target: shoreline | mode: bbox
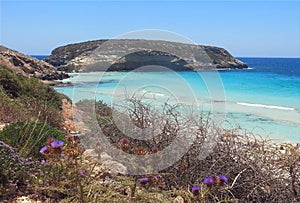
[43,80,73,87]
[52,67,251,86]
[62,67,250,74]
[53,65,300,143]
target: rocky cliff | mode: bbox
[45,39,248,72]
[0,45,69,80]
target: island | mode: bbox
[44,39,248,72]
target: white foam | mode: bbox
[141,90,165,97]
[154,93,165,97]
[237,102,294,111]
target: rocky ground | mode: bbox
[61,99,128,175]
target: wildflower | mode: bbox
[192,185,201,195]
[138,177,149,184]
[79,170,88,178]
[50,140,64,148]
[135,147,147,155]
[203,176,214,186]
[120,137,129,145]
[47,137,56,145]
[152,176,158,181]
[40,145,50,154]
[149,176,158,184]
[218,175,228,183]
[120,138,130,152]
[151,146,159,153]
[67,135,74,143]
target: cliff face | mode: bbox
[45,39,248,72]
[0,45,69,80]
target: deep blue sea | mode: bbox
[31,55,48,60]
[35,56,299,143]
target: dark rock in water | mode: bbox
[45,39,248,72]
[40,71,69,80]
[0,45,69,80]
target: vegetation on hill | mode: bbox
[0,66,65,128]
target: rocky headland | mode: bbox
[0,45,69,82]
[44,39,248,72]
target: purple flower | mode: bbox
[67,135,74,142]
[203,176,214,186]
[138,177,149,184]
[120,137,129,144]
[40,145,50,154]
[218,175,228,183]
[50,140,64,148]
[79,170,87,178]
[152,176,158,181]
[151,146,159,153]
[47,137,55,145]
[192,185,201,195]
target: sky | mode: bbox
[0,1,299,57]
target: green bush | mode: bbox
[0,141,42,199]
[0,67,22,98]
[0,86,8,99]
[21,77,62,111]
[0,121,65,159]
[0,66,64,128]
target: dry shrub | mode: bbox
[76,99,299,202]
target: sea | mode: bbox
[32,56,300,143]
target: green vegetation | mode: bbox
[0,104,299,202]
[0,66,64,128]
[0,67,299,202]
[0,121,65,159]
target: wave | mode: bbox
[141,90,165,97]
[145,92,165,97]
[237,102,295,111]
[153,93,165,97]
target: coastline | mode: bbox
[53,62,300,143]
[43,80,73,87]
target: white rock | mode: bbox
[83,149,127,175]
[103,160,127,175]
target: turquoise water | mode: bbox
[55,58,300,143]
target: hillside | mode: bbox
[0,45,68,81]
[0,65,65,128]
[44,39,248,72]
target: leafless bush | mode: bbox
[77,99,300,202]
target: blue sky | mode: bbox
[0,1,299,57]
